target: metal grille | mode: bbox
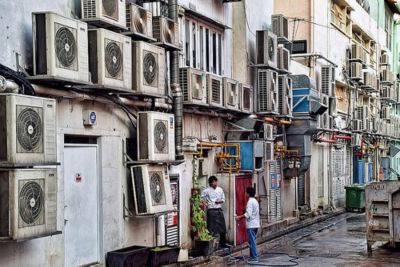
[102,0,118,20]
[54,24,77,70]
[83,0,96,19]
[179,68,189,101]
[16,106,43,153]
[211,78,221,104]
[104,39,123,79]
[153,120,168,153]
[321,66,331,95]
[143,50,158,86]
[18,179,45,228]
[258,70,268,112]
[278,76,284,114]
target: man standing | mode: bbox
[201,176,227,248]
[236,187,260,264]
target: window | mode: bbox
[182,16,224,75]
[330,1,351,35]
[385,9,393,50]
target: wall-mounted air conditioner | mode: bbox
[356,106,369,119]
[265,142,274,161]
[272,14,289,42]
[380,53,389,65]
[206,73,224,108]
[321,94,329,108]
[256,30,278,68]
[126,3,153,38]
[88,28,131,89]
[381,69,394,83]
[329,97,337,117]
[381,85,391,99]
[264,123,274,141]
[353,119,362,132]
[130,165,173,215]
[351,133,362,147]
[362,118,370,132]
[239,83,253,113]
[321,65,335,97]
[278,75,292,116]
[0,168,57,240]
[0,94,56,166]
[137,112,175,161]
[223,78,240,110]
[350,62,363,81]
[32,12,89,83]
[372,117,379,133]
[153,16,179,48]
[277,47,290,72]
[363,72,376,90]
[257,69,279,114]
[381,106,390,120]
[82,0,126,29]
[321,112,330,129]
[351,43,363,62]
[132,41,165,97]
[179,67,207,106]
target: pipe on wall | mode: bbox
[0,75,20,93]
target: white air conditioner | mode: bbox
[363,72,375,90]
[132,41,165,97]
[321,65,335,96]
[0,168,57,240]
[130,165,173,215]
[351,43,363,62]
[179,67,207,106]
[350,62,363,81]
[257,69,279,114]
[206,73,224,108]
[381,106,391,119]
[88,28,131,89]
[153,16,179,48]
[32,12,89,83]
[264,124,274,141]
[321,94,329,108]
[81,0,126,29]
[239,84,253,113]
[223,78,239,110]
[137,112,175,161]
[381,69,394,83]
[277,47,290,72]
[356,106,369,119]
[380,53,389,65]
[126,3,153,38]
[321,112,330,129]
[329,97,337,117]
[256,30,278,68]
[272,14,289,42]
[351,134,362,147]
[353,119,362,132]
[0,94,56,166]
[265,142,274,161]
[381,86,391,99]
[278,75,292,116]
[362,118,370,132]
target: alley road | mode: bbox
[224,213,400,267]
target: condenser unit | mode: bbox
[153,16,179,48]
[381,106,390,119]
[126,3,153,38]
[0,94,56,166]
[380,53,389,65]
[362,118,370,132]
[257,69,278,114]
[381,86,391,99]
[277,75,293,116]
[356,106,369,119]
[179,67,207,106]
[88,28,131,89]
[363,72,375,90]
[321,112,330,129]
[381,69,394,83]
[130,165,173,215]
[329,97,337,117]
[277,47,290,72]
[351,134,362,147]
[32,12,89,83]
[239,83,253,113]
[206,73,224,108]
[264,123,274,141]
[372,117,379,133]
[265,142,274,161]
[137,112,175,161]
[271,14,289,42]
[321,65,335,96]
[256,30,278,68]
[350,62,363,81]
[351,43,363,62]
[0,168,57,240]
[81,0,126,29]
[132,41,165,96]
[223,78,239,110]
[321,94,329,108]
[353,119,362,132]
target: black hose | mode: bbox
[0,63,35,95]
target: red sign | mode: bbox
[75,173,82,183]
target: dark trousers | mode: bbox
[206,208,227,246]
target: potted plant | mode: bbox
[147,246,180,267]
[190,158,216,257]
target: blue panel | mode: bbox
[226,141,254,171]
[368,163,373,182]
[353,158,364,184]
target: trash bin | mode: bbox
[345,185,365,211]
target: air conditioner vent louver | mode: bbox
[206,74,223,107]
[104,40,122,78]
[257,69,278,114]
[16,107,43,152]
[321,65,335,96]
[19,180,44,226]
[240,84,253,113]
[143,52,157,85]
[83,0,96,18]
[55,26,77,68]
[150,172,164,205]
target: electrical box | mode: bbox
[227,141,264,171]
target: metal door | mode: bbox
[64,145,100,267]
[235,175,253,245]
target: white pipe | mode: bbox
[0,75,20,93]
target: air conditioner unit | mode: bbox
[130,165,173,215]
[153,16,179,48]
[380,53,389,65]
[257,69,279,114]
[352,119,362,132]
[362,118,370,132]
[206,73,224,108]
[351,43,363,62]
[0,94,56,166]
[132,41,165,97]
[239,83,254,113]
[381,86,391,99]
[321,65,336,96]
[381,106,390,119]
[264,123,274,141]
[265,142,274,161]
[179,67,207,106]
[256,30,278,68]
[381,69,394,83]
[81,0,126,29]
[329,97,337,117]
[363,72,375,90]
[350,62,363,81]
[271,14,289,42]
[126,3,153,38]
[321,94,329,108]
[88,28,131,89]
[356,106,369,119]
[223,78,239,110]
[137,112,175,161]
[372,117,379,133]
[278,75,293,116]
[0,168,57,240]
[277,47,290,72]
[321,112,330,129]
[32,12,89,83]
[351,134,362,147]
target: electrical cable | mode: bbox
[0,63,35,95]
[99,94,137,129]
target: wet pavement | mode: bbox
[224,213,400,267]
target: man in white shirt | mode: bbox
[236,187,260,264]
[201,176,227,248]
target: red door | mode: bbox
[235,175,253,245]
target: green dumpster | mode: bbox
[345,185,365,211]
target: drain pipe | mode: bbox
[169,0,184,160]
[0,75,19,93]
